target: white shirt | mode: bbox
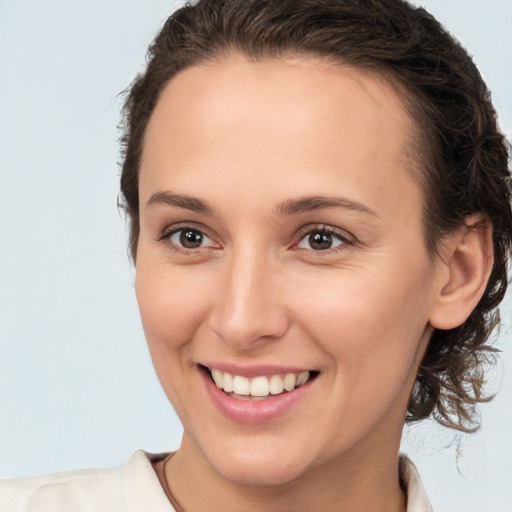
[0,451,432,511]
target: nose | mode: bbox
[208,249,290,350]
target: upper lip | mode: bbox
[200,362,315,378]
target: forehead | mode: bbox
[140,55,421,222]
[144,54,414,151]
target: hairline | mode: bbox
[130,49,438,262]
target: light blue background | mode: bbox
[1,1,511,510]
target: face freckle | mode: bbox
[135,55,441,486]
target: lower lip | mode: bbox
[200,368,313,424]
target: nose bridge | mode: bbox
[210,244,288,349]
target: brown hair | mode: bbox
[119,0,512,432]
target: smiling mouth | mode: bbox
[203,366,319,401]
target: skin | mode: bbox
[135,56,490,511]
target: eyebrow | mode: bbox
[145,191,214,215]
[276,195,380,218]
[145,191,380,219]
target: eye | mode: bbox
[296,228,348,251]
[168,227,216,250]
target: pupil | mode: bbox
[180,230,203,248]
[309,231,332,250]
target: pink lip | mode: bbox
[199,366,314,424]
[200,362,311,378]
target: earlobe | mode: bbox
[429,216,494,330]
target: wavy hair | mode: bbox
[119,0,512,432]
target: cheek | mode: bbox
[293,268,433,442]
[135,261,213,355]
[134,260,218,422]
[291,263,432,386]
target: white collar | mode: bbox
[400,455,433,512]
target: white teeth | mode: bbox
[233,375,251,395]
[269,374,284,395]
[296,371,309,387]
[211,368,223,388]
[250,376,270,397]
[283,373,297,392]
[223,372,234,392]
[208,368,312,398]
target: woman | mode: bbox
[1,0,511,510]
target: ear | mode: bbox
[429,216,494,330]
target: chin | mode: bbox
[198,435,320,487]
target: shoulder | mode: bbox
[0,450,175,512]
[0,466,122,512]
[399,455,433,512]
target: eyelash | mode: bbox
[158,223,354,254]
[158,223,219,254]
[294,225,354,254]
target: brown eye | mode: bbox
[169,228,212,249]
[180,229,203,248]
[297,228,347,251]
[309,231,333,250]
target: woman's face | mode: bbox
[136,56,441,485]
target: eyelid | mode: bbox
[158,222,221,251]
[293,224,356,252]
[157,222,354,254]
